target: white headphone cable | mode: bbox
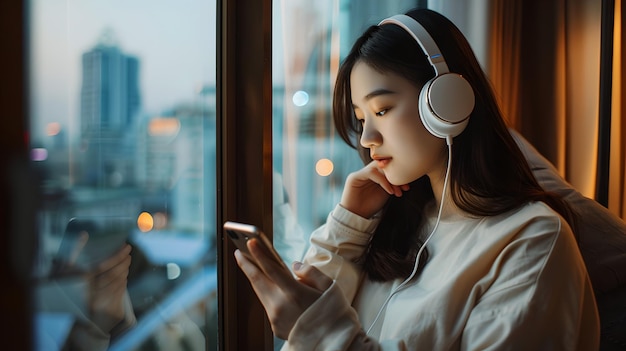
[365,141,453,335]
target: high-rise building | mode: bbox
[78,31,141,187]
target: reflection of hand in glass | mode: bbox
[55,226,134,334]
[45,231,136,350]
[87,243,132,334]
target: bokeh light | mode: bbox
[166,263,181,280]
[153,212,168,230]
[315,158,334,176]
[30,148,48,161]
[137,212,154,232]
[148,117,181,136]
[292,90,309,107]
[46,122,61,136]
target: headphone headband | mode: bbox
[379,14,449,76]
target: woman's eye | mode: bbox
[375,109,388,117]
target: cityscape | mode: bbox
[32,34,217,274]
[32,25,218,350]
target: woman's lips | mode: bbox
[373,157,391,168]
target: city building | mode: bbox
[78,30,141,187]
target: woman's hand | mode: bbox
[88,244,132,333]
[340,161,409,218]
[235,238,333,340]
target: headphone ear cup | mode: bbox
[419,73,475,139]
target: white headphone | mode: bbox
[378,14,475,144]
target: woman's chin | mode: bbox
[385,173,420,187]
[386,176,408,187]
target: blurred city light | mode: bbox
[292,90,309,107]
[30,148,48,161]
[137,212,154,232]
[46,122,61,136]
[315,158,334,176]
[153,212,168,230]
[148,117,181,136]
[166,262,182,280]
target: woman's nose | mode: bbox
[360,121,382,148]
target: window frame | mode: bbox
[217,0,275,349]
[0,1,35,350]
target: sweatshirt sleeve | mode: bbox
[303,204,380,301]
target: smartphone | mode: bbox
[54,216,133,273]
[224,221,289,270]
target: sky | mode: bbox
[30,0,216,142]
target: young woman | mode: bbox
[235,8,600,350]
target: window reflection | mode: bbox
[29,1,217,350]
[272,0,421,261]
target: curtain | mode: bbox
[609,0,625,218]
[486,0,625,219]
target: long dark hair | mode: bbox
[333,8,577,282]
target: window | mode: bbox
[272,0,423,266]
[28,1,218,350]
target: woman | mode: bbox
[235,8,600,350]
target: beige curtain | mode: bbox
[610,0,625,218]
[487,0,625,219]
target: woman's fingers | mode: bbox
[235,242,330,339]
[234,248,278,293]
[364,162,410,197]
[234,248,285,313]
[88,245,131,332]
[365,163,398,196]
[96,244,132,273]
[341,161,411,218]
[247,239,292,283]
[92,244,132,289]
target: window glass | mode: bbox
[272,0,422,265]
[28,1,218,350]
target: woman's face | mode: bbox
[350,61,447,186]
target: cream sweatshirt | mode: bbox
[281,201,600,350]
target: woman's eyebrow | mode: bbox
[364,88,397,101]
[352,88,398,109]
